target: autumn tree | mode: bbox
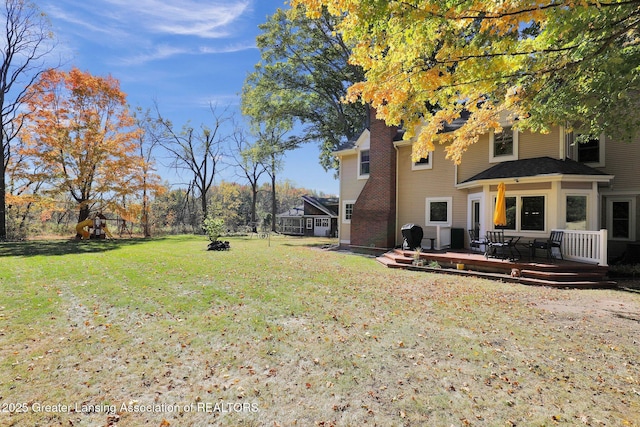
[5,143,52,236]
[156,103,230,222]
[208,181,247,231]
[229,125,266,232]
[255,125,296,232]
[133,107,166,237]
[0,0,56,239]
[241,5,366,171]
[20,67,143,222]
[293,0,640,164]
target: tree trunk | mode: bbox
[200,188,208,224]
[0,170,6,240]
[271,174,277,232]
[251,184,258,232]
[78,204,90,222]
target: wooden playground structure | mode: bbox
[75,213,134,239]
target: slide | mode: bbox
[102,224,114,239]
[75,218,93,239]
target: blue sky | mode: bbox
[40,0,340,195]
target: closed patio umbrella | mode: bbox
[493,182,507,227]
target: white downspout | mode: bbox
[394,143,400,247]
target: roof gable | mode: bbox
[303,195,339,217]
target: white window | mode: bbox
[342,200,355,223]
[489,126,518,163]
[315,218,329,228]
[411,152,433,170]
[426,197,452,226]
[566,195,588,230]
[493,194,546,232]
[572,132,605,167]
[607,197,635,241]
[521,196,545,231]
[358,149,370,179]
[306,218,313,229]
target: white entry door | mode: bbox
[314,218,330,236]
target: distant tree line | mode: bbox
[7,178,324,239]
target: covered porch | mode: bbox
[457,156,616,263]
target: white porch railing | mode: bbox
[560,229,608,266]
[422,226,451,250]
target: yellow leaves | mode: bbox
[19,67,144,210]
[293,0,586,162]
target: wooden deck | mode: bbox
[376,248,616,288]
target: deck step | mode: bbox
[375,249,616,289]
[518,277,617,288]
[520,269,607,282]
[382,251,413,265]
[375,256,406,268]
[519,263,608,274]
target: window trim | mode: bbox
[306,218,313,230]
[357,149,370,179]
[520,195,546,232]
[411,151,433,171]
[342,200,355,224]
[564,194,589,231]
[489,127,519,163]
[574,132,606,167]
[426,197,452,227]
[607,197,636,241]
[492,193,547,233]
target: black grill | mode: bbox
[401,224,423,250]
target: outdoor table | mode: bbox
[504,236,521,260]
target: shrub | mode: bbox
[203,216,225,242]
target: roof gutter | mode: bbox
[455,173,615,190]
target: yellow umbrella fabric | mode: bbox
[493,182,507,227]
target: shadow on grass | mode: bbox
[0,237,155,258]
[279,237,339,249]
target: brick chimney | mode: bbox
[351,108,397,249]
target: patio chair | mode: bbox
[531,230,564,261]
[485,230,509,259]
[485,230,521,260]
[468,229,486,253]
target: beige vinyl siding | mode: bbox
[600,135,640,242]
[518,127,561,160]
[339,153,367,243]
[396,145,467,244]
[562,181,593,190]
[602,135,640,191]
[457,128,562,183]
[457,133,491,183]
[492,182,551,192]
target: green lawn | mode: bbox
[1,235,639,426]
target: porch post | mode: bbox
[598,229,608,266]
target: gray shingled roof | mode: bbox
[303,195,339,216]
[335,110,470,153]
[462,157,608,183]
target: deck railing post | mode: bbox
[598,229,608,266]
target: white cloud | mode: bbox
[103,0,251,38]
[44,0,257,66]
[118,44,194,66]
[199,42,256,55]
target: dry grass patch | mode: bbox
[1,235,639,426]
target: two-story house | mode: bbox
[336,108,639,265]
